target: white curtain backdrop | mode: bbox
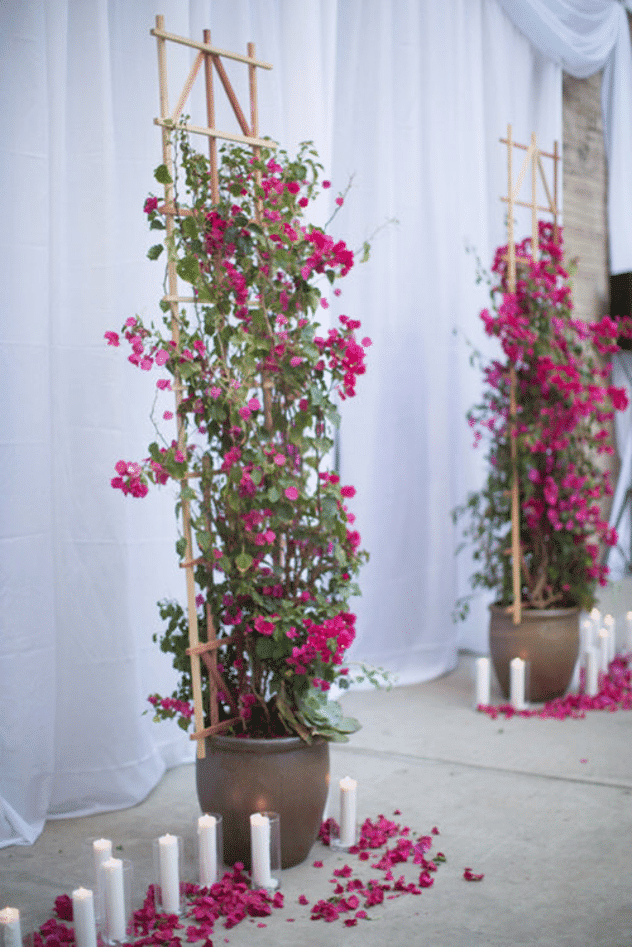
[606,351,632,578]
[1,0,630,847]
[499,0,632,275]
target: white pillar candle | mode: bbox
[585,646,599,696]
[626,610,632,649]
[604,615,616,661]
[580,617,593,652]
[158,834,180,914]
[93,838,112,881]
[72,887,96,947]
[198,814,217,887]
[0,908,22,948]
[250,813,272,888]
[102,858,126,944]
[509,657,526,710]
[598,628,610,674]
[590,606,601,631]
[475,657,490,706]
[339,776,357,847]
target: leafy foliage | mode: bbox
[108,131,383,740]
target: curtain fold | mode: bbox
[606,351,632,579]
[498,0,632,274]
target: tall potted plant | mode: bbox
[106,130,378,867]
[454,221,632,700]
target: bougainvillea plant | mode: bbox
[106,128,377,741]
[454,220,632,617]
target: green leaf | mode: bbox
[154,163,173,184]
[255,637,275,659]
[276,502,294,521]
[268,486,281,503]
[321,495,338,520]
[235,551,253,573]
[147,244,164,260]
[182,216,198,240]
[176,255,200,284]
[309,383,323,405]
[196,531,211,552]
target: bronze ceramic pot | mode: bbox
[489,603,580,702]
[196,733,330,869]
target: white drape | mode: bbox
[4,0,627,846]
[606,351,632,578]
[499,0,632,274]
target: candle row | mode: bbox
[475,656,527,709]
[0,822,222,948]
[583,609,632,653]
[3,778,360,947]
[474,608,632,710]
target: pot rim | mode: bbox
[205,733,324,754]
[489,602,581,619]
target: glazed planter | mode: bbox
[489,603,580,702]
[196,734,329,870]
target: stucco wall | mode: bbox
[562,69,608,324]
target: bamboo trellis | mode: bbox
[500,124,560,625]
[151,15,274,757]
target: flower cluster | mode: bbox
[455,222,632,614]
[478,650,632,720]
[107,133,373,741]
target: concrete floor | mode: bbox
[3,586,632,946]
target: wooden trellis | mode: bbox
[500,123,560,625]
[151,15,274,757]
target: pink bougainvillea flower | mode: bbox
[464,867,484,881]
[54,894,73,921]
[285,486,299,500]
[254,615,275,636]
[155,349,169,366]
[104,330,120,346]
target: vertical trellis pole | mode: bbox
[501,123,560,625]
[154,14,207,757]
[505,124,522,625]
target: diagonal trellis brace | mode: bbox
[151,15,274,757]
[500,124,560,625]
